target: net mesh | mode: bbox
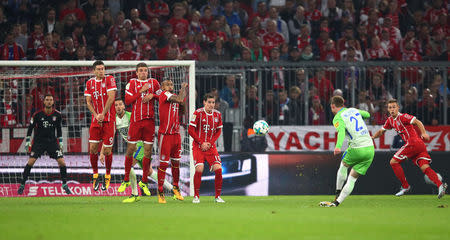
[0,63,192,197]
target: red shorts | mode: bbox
[394,141,431,166]
[89,121,116,147]
[193,147,221,171]
[158,133,181,163]
[128,118,155,144]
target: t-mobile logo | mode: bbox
[28,186,38,196]
[203,124,210,133]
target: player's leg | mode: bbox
[101,121,115,190]
[18,156,38,195]
[139,119,155,196]
[55,158,72,194]
[122,167,140,203]
[416,157,447,199]
[335,150,350,199]
[211,160,225,203]
[118,142,137,192]
[171,134,183,200]
[334,169,360,205]
[157,133,172,203]
[89,125,101,191]
[390,146,410,196]
[193,149,205,203]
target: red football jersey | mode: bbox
[262,32,285,48]
[189,108,223,151]
[84,75,117,123]
[382,113,420,143]
[125,78,160,123]
[158,90,181,134]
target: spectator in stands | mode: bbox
[380,27,400,60]
[81,0,95,17]
[381,16,401,44]
[198,49,209,61]
[300,44,315,61]
[0,32,26,60]
[288,5,310,45]
[60,0,86,22]
[59,37,77,60]
[287,86,303,125]
[342,0,355,24]
[278,89,290,125]
[210,88,229,117]
[263,19,285,50]
[104,44,116,60]
[201,0,224,16]
[222,0,242,28]
[425,28,447,60]
[356,23,369,52]
[108,11,125,40]
[240,47,252,62]
[75,45,87,60]
[84,13,107,46]
[402,39,421,61]
[158,33,181,60]
[356,90,375,116]
[249,35,268,61]
[24,94,35,126]
[52,32,64,52]
[245,85,258,119]
[419,88,440,126]
[0,7,8,41]
[310,70,334,103]
[320,39,339,62]
[220,74,238,107]
[268,47,285,91]
[263,90,279,125]
[16,23,28,51]
[322,0,342,37]
[116,39,140,60]
[43,8,60,34]
[71,22,87,49]
[372,100,389,125]
[264,7,289,43]
[35,33,60,60]
[145,0,170,22]
[305,0,322,39]
[0,88,20,127]
[217,15,232,37]
[296,24,311,51]
[233,0,249,27]
[316,27,330,52]
[200,6,214,29]
[366,36,390,60]
[206,18,228,43]
[250,1,269,25]
[403,87,419,116]
[288,46,301,62]
[189,11,205,34]
[207,36,230,61]
[340,42,363,61]
[27,23,44,57]
[58,13,76,37]
[249,16,267,38]
[30,78,55,110]
[423,0,446,26]
[94,34,108,59]
[167,3,189,41]
[337,25,360,53]
[113,26,135,52]
[309,95,326,125]
[369,73,392,111]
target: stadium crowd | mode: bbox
[0,0,448,129]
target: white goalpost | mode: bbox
[0,60,196,197]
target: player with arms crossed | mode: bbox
[118,62,160,196]
[19,94,71,195]
[156,80,188,203]
[101,99,173,203]
[188,94,225,203]
[320,96,374,207]
[84,60,117,191]
[372,99,447,198]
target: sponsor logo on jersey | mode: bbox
[53,116,56,121]
[215,118,218,123]
[334,122,339,128]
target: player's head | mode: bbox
[136,62,149,80]
[161,80,174,92]
[387,98,399,117]
[203,93,216,112]
[43,94,54,109]
[93,60,105,79]
[330,95,345,114]
[114,98,125,115]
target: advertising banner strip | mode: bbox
[0,183,132,197]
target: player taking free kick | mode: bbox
[320,96,374,207]
[18,94,71,195]
[372,99,447,198]
[118,62,160,196]
[84,60,117,191]
[188,94,225,203]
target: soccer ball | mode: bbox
[253,120,270,136]
[424,173,442,186]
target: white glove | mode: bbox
[25,136,31,152]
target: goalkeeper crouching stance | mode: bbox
[100,99,172,203]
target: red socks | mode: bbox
[390,162,410,189]
[424,167,442,187]
[194,171,202,197]
[171,160,180,188]
[124,155,133,182]
[215,169,223,198]
[158,162,169,193]
[105,154,112,175]
[90,154,98,174]
[141,157,151,183]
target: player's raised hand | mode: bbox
[421,133,430,141]
[334,147,341,156]
[181,82,188,89]
[142,93,154,103]
[140,83,150,93]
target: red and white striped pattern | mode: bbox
[158,90,180,135]
[126,78,160,123]
[84,75,117,123]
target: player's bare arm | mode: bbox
[168,82,188,103]
[85,95,100,122]
[372,129,386,139]
[100,90,116,119]
[412,118,430,141]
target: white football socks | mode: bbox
[337,175,357,204]
[149,170,173,191]
[336,162,349,190]
[130,168,138,196]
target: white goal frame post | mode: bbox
[0,60,196,196]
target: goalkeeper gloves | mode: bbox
[24,136,31,152]
[59,137,64,150]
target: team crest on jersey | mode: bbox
[215,118,218,123]
[191,114,196,121]
[53,116,56,121]
[102,83,106,88]
[161,155,166,160]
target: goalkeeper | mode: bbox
[320,96,375,207]
[100,99,173,203]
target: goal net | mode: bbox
[0,60,195,197]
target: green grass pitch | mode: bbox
[1,195,449,240]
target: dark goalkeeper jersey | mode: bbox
[27,109,62,142]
